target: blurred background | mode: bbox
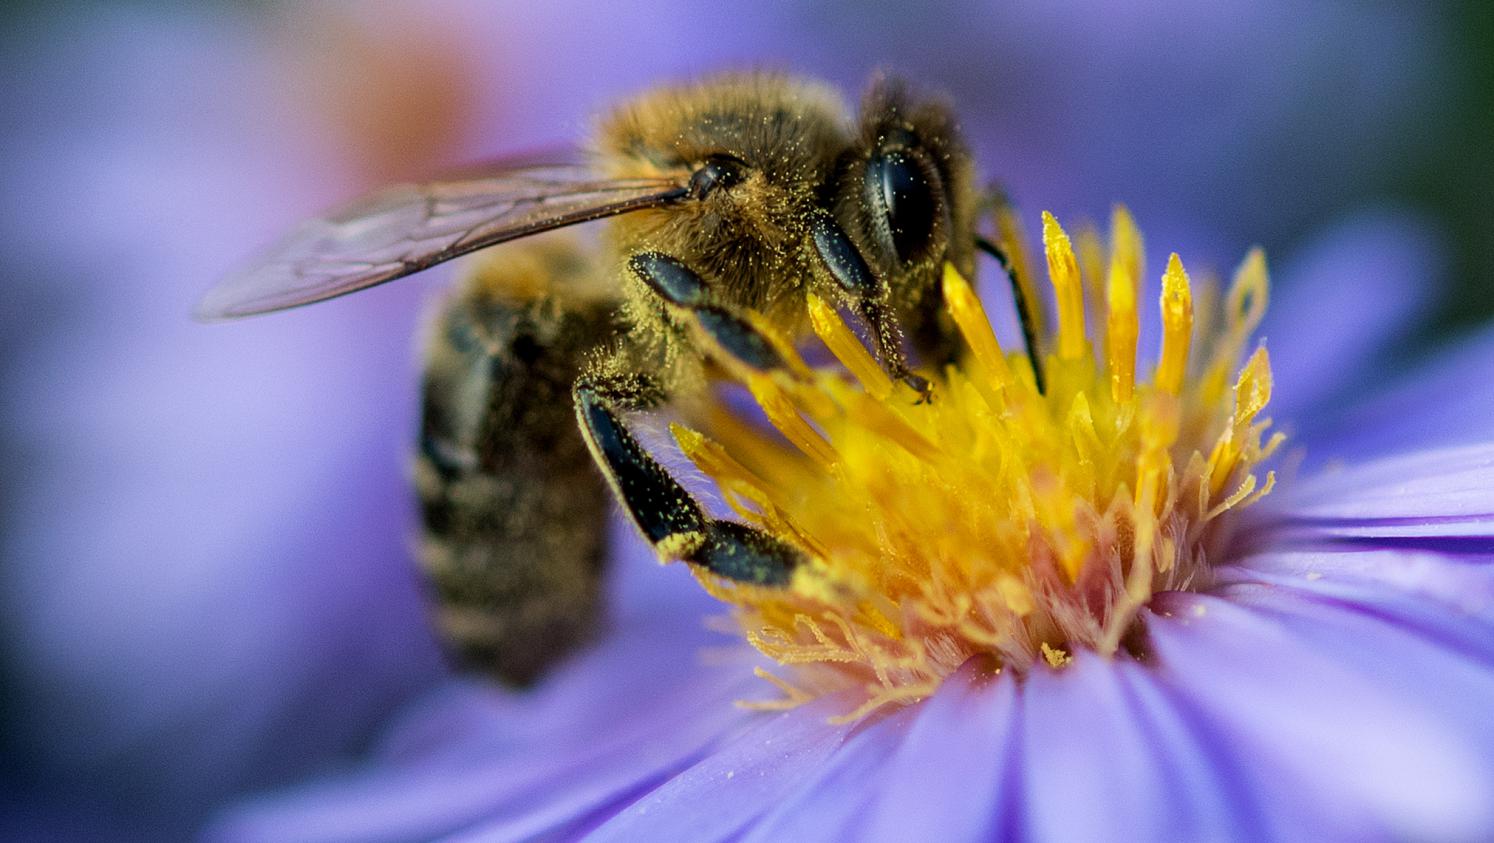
[2,0,1490,837]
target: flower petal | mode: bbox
[859,664,1020,841]
[1258,207,1442,421]
[1016,654,1269,842]
[1302,322,1494,461]
[1257,442,1494,547]
[1221,549,1494,654]
[737,706,918,842]
[584,696,856,842]
[207,593,759,842]
[1149,591,1494,841]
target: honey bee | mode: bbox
[201,72,1041,684]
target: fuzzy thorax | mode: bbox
[674,207,1282,721]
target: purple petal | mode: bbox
[1257,207,1442,422]
[737,706,919,842]
[1255,442,1494,548]
[1222,549,1494,651]
[1016,655,1267,841]
[584,696,857,842]
[207,608,759,842]
[860,664,1021,841]
[1302,323,1494,462]
[1149,592,1494,841]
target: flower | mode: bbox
[678,208,1278,721]
[205,207,1494,842]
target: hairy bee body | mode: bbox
[414,238,616,684]
[203,72,1029,685]
[598,75,848,390]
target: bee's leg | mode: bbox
[415,248,616,685]
[573,375,801,586]
[859,298,931,401]
[973,234,1046,395]
[808,209,932,400]
[972,186,1046,394]
[628,251,792,373]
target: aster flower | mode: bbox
[207,206,1494,842]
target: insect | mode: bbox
[201,72,1042,683]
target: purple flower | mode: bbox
[200,205,1494,841]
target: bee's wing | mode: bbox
[198,163,688,319]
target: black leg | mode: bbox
[859,298,932,402]
[573,376,801,585]
[691,306,789,372]
[692,520,801,586]
[629,251,709,307]
[975,234,1046,395]
[630,248,803,376]
[809,208,932,401]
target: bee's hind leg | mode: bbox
[574,374,802,587]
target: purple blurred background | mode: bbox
[2,1,1490,837]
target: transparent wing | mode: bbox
[198,163,688,319]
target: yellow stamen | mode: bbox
[942,264,1013,391]
[746,373,837,468]
[1105,206,1143,404]
[994,200,1045,332]
[1043,211,1088,361]
[806,293,893,401]
[1156,253,1193,395]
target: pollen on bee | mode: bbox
[675,208,1283,721]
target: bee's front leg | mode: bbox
[808,209,932,402]
[573,374,801,586]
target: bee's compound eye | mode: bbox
[689,154,747,200]
[866,150,937,264]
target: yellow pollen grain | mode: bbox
[1040,642,1072,668]
[1042,211,1087,361]
[1156,253,1194,395]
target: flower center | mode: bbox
[673,207,1282,721]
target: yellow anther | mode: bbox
[1226,248,1270,342]
[1111,205,1144,292]
[994,201,1045,331]
[747,373,837,468]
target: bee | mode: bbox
[201,72,1041,684]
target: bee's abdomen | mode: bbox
[414,260,614,685]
